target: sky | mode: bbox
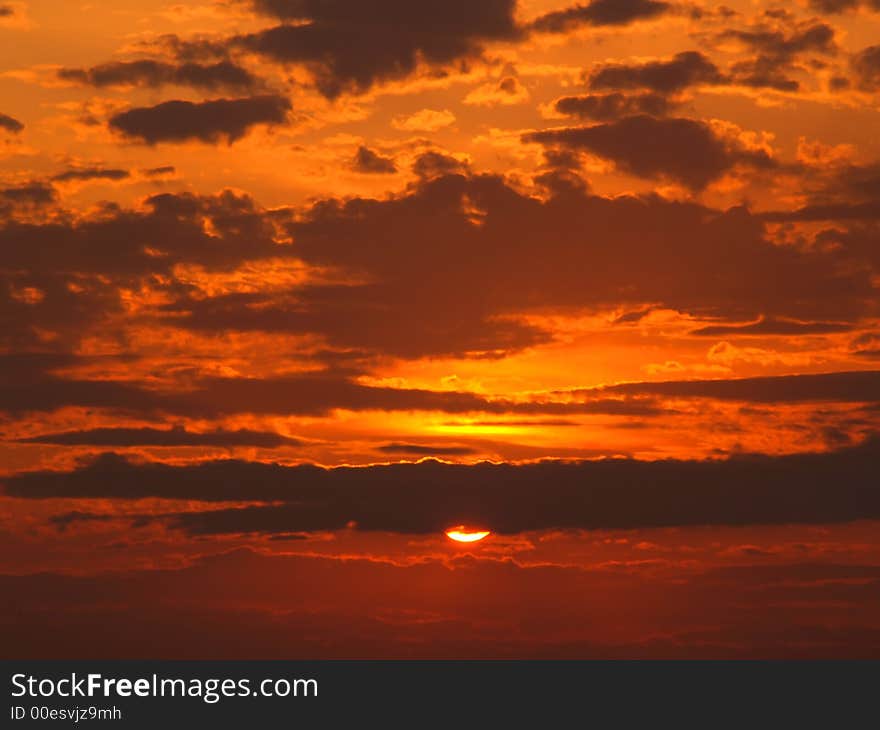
[1,0,879,658]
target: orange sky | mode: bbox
[1,0,879,658]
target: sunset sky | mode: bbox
[2,0,880,658]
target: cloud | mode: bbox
[352,146,397,174]
[554,92,673,120]
[582,47,803,94]
[236,0,521,98]
[3,548,880,658]
[142,165,176,177]
[376,443,478,456]
[51,167,129,183]
[6,437,879,535]
[0,190,283,277]
[3,169,874,360]
[588,51,726,93]
[850,333,880,359]
[583,370,880,403]
[108,95,291,144]
[529,0,671,33]
[689,317,853,336]
[0,354,670,417]
[0,190,286,349]
[714,19,838,92]
[524,115,775,189]
[411,150,469,179]
[0,112,23,133]
[463,76,529,106]
[17,426,302,448]
[721,21,837,59]
[1,182,56,205]
[851,45,880,91]
[58,60,260,92]
[809,0,880,13]
[391,108,456,132]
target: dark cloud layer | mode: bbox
[58,60,260,92]
[529,0,670,33]
[810,0,880,11]
[143,165,176,177]
[588,51,725,93]
[689,317,852,336]
[237,0,520,98]
[554,92,672,120]
[0,112,23,133]
[722,21,837,59]
[51,167,129,183]
[17,426,302,448]
[352,146,397,174]
[852,45,880,90]
[4,548,879,659]
[0,356,668,418]
[376,443,478,456]
[525,116,775,189]
[5,437,878,535]
[3,168,877,360]
[109,95,291,144]
[164,0,673,100]
[587,370,880,403]
[1,183,56,205]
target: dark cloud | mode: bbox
[236,0,520,98]
[109,95,291,144]
[727,56,801,92]
[583,370,880,403]
[530,0,670,33]
[6,437,878,535]
[850,333,880,359]
[689,317,853,336]
[0,355,668,417]
[376,443,478,456]
[0,5,13,17]
[613,308,654,324]
[588,51,726,93]
[58,60,260,92]
[411,151,469,179]
[0,112,23,133]
[0,182,56,205]
[51,167,129,183]
[762,202,880,222]
[583,48,800,94]
[851,45,880,90]
[164,171,874,358]
[2,548,880,658]
[721,22,837,59]
[525,115,775,190]
[352,146,397,174]
[809,0,880,12]
[3,170,875,359]
[0,190,282,277]
[142,165,176,177]
[17,425,302,448]
[554,92,673,120]
[0,191,285,349]
[713,20,838,92]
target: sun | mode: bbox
[445,526,491,543]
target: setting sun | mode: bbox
[445,527,491,543]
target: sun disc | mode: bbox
[445,526,491,543]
